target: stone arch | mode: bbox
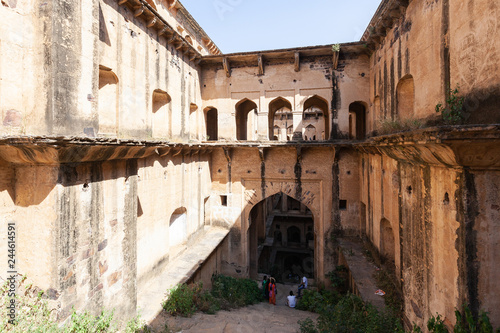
[303,95,329,140]
[247,191,316,280]
[348,101,367,140]
[304,124,316,141]
[169,207,187,248]
[204,106,218,141]
[269,97,293,140]
[235,98,257,140]
[396,74,415,119]
[380,218,395,263]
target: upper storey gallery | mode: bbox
[2,0,496,141]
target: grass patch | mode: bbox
[377,117,424,135]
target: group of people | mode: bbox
[262,275,308,308]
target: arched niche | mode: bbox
[152,89,171,113]
[303,95,329,141]
[152,89,172,138]
[169,207,187,248]
[348,101,367,140]
[396,74,415,119]
[235,98,257,140]
[268,97,292,141]
[380,218,395,263]
[204,107,218,141]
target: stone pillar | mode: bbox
[292,111,303,141]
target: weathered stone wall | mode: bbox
[98,0,204,140]
[359,134,500,328]
[367,0,500,131]
[0,1,47,135]
[0,151,213,321]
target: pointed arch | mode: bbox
[248,191,315,280]
[235,98,258,140]
[269,97,293,141]
[303,95,329,140]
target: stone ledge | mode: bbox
[136,226,229,323]
[338,238,386,312]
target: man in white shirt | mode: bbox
[298,276,308,297]
[286,291,296,308]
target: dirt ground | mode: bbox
[149,283,319,333]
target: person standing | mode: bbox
[298,275,308,297]
[262,275,268,300]
[268,277,277,305]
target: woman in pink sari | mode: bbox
[268,277,277,305]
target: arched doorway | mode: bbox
[236,99,257,140]
[348,102,367,140]
[303,95,329,140]
[205,107,218,141]
[269,97,293,141]
[248,192,314,282]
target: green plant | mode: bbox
[162,283,198,317]
[427,314,447,333]
[326,265,348,292]
[332,44,340,52]
[296,289,339,313]
[314,293,404,333]
[66,309,115,332]
[125,314,150,333]
[413,304,499,333]
[435,85,465,125]
[299,318,318,333]
[194,290,220,314]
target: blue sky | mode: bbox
[180,0,381,54]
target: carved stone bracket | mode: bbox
[258,147,266,162]
[294,52,300,72]
[223,57,231,78]
[258,54,264,75]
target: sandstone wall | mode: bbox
[207,146,344,283]
[367,0,500,132]
[359,135,500,328]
